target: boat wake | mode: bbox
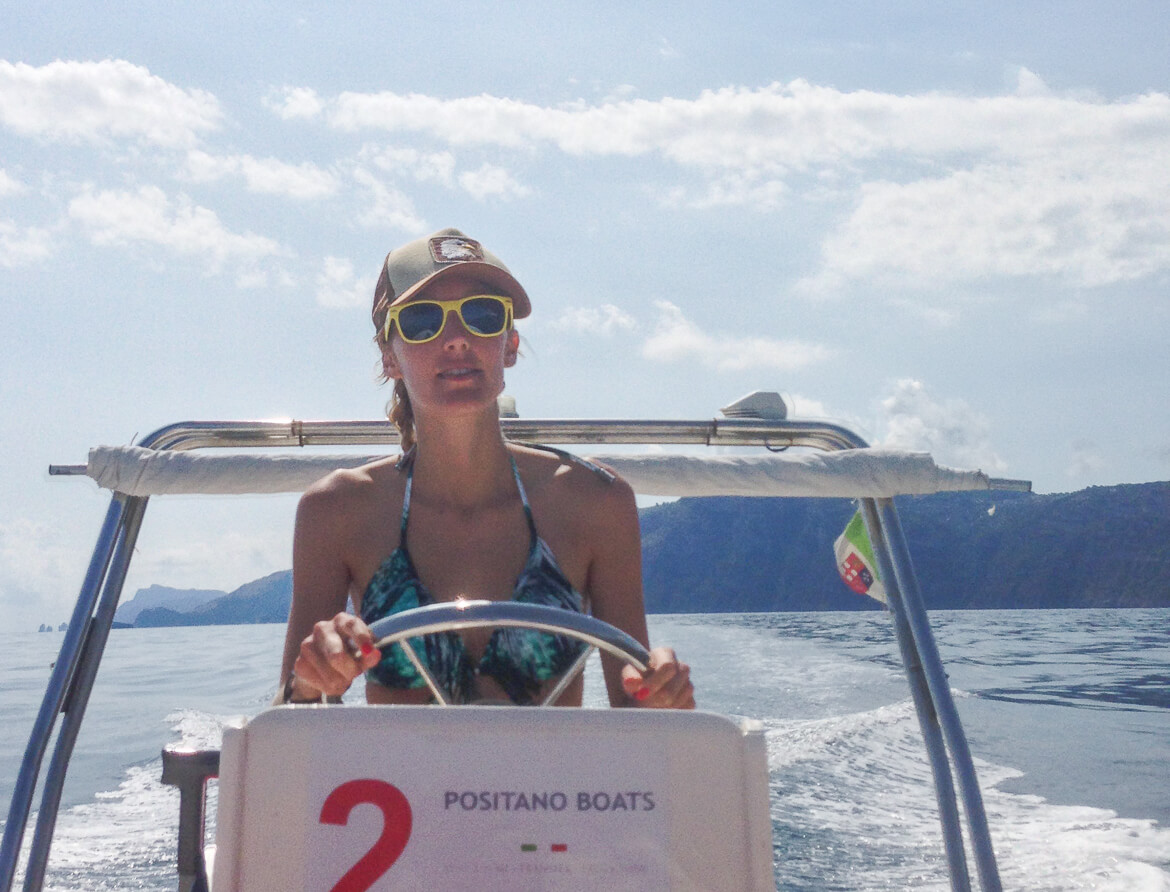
[766,699,1170,891]
[10,710,231,891]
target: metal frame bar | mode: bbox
[0,498,126,892]
[2,416,1005,891]
[100,416,873,453]
[21,495,150,892]
[870,498,1002,891]
[861,500,973,891]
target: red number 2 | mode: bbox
[319,779,413,892]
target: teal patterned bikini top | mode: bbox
[361,451,593,705]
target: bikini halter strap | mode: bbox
[510,455,539,544]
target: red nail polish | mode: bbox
[635,687,650,701]
[360,642,375,657]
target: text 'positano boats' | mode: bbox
[2,392,1029,891]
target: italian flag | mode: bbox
[834,509,887,604]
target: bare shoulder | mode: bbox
[297,455,405,529]
[510,445,636,520]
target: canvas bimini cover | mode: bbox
[83,444,994,499]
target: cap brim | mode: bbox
[388,262,531,319]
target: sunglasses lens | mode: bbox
[460,297,508,336]
[392,296,509,342]
[396,303,445,342]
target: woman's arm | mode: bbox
[584,475,694,709]
[275,479,379,703]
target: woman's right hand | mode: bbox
[290,612,382,699]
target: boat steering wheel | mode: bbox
[367,600,651,706]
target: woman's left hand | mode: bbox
[621,646,695,709]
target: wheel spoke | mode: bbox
[368,601,650,707]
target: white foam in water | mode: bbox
[17,710,234,891]
[767,698,1170,891]
[14,763,177,891]
[982,769,1170,892]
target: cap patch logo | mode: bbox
[430,236,484,264]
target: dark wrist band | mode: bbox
[281,673,343,705]
[281,673,321,704]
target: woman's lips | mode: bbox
[437,367,480,379]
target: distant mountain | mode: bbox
[134,571,292,627]
[130,481,1170,626]
[115,584,224,624]
[641,494,865,613]
[641,482,1170,612]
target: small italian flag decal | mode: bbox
[834,509,887,604]
[520,843,568,853]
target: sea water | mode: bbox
[2,609,1168,890]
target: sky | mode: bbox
[2,2,1168,628]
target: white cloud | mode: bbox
[802,156,1170,292]
[317,80,1148,167]
[1014,66,1050,98]
[264,86,324,120]
[361,145,456,185]
[641,300,833,372]
[551,304,637,336]
[0,219,53,267]
[788,394,831,418]
[677,172,790,211]
[0,519,88,623]
[0,169,23,196]
[129,529,292,595]
[457,163,530,201]
[0,59,220,146]
[604,85,639,103]
[356,146,526,201]
[316,255,370,308]
[303,81,1170,291]
[68,185,283,269]
[185,150,339,199]
[876,378,1007,472]
[351,168,427,230]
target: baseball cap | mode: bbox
[373,227,531,320]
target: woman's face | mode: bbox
[381,275,519,417]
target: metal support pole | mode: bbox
[861,498,970,892]
[0,498,126,892]
[21,496,150,892]
[161,746,220,892]
[874,498,1002,892]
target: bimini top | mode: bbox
[82,444,1014,500]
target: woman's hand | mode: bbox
[621,646,695,709]
[288,612,382,700]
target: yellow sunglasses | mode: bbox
[383,295,514,344]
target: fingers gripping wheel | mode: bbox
[368,600,650,706]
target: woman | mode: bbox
[277,228,694,709]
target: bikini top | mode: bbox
[361,450,607,705]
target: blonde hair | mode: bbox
[388,378,415,453]
[372,296,415,452]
